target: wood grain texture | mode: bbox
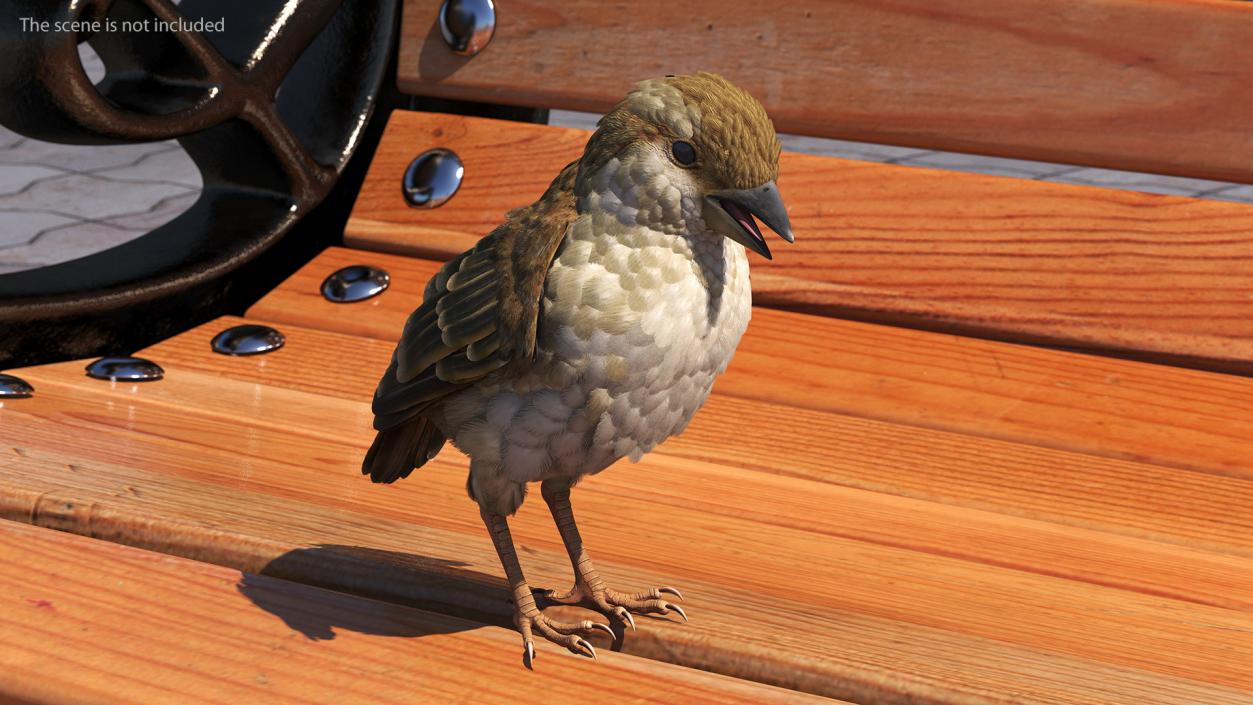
[399,0,1253,183]
[345,111,1253,373]
[0,521,829,705]
[5,319,1253,703]
[9,361,1253,611]
[253,248,1253,485]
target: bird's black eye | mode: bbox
[671,140,696,166]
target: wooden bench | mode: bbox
[4,0,1253,702]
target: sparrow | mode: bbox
[363,72,793,665]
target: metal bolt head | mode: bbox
[321,265,391,303]
[439,0,496,56]
[0,373,33,399]
[403,148,463,209]
[211,324,286,356]
[85,357,164,382]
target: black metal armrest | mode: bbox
[0,0,397,368]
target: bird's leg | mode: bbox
[540,479,687,631]
[479,507,612,665]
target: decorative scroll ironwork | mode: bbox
[0,0,397,368]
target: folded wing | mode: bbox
[362,161,579,482]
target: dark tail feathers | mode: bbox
[362,416,446,484]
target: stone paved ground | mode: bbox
[0,46,201,275]
[2,51,1250,275]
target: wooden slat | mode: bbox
[401,0,1253,183]
[254,248,1253,487]
[0,521,826,705]
[4,320,1253,704]
[345,111,1253,373]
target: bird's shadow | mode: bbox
[236,544,509,641]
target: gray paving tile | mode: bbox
[0,164,64,197]
[895,151,1076,179]
[97,148,202,190]
[101,191,198,230]
[79,43,105,84]
[549,109,601,132]
[1043,167,1234,197]
[0,221,143,269]
[0,210,81,249]
[0,127,26,151]
[0,172,195,221]
[0,138,178,172]
[780,135,933,162]
[1204,185,1253,204]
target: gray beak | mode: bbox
[702,181,795,260]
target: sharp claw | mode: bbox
[525,641,536,668]
[659,586,684,601]
[619,608,637,632]
[666,603,689,623]
[575,638,597,659]
[591,622,616,639]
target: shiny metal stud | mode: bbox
[85,357,164,382]
[211,324,285,356]
[439,0,496,56]
[0,373,33,399]
[321,265,391,303]
[403,148,463,209]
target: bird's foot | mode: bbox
[546,583,687,631]
[516,605,613,668]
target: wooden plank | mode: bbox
[253,248,1253,486]
[0,520,828,705]
[345,111,1253,373]
[400,0,1253,184]
[4,322,1253,703]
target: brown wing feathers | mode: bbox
[361,415,444,484]
[361,161,580,483]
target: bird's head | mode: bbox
[576,72,794,259]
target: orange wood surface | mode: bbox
[4,315,1253,703]
[254,248,1253,486]
[9,335,1253,608]
[0,520,829,705]
[345,111,1253,373]
[399,0,1253,183]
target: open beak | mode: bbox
[702,181,795,260]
